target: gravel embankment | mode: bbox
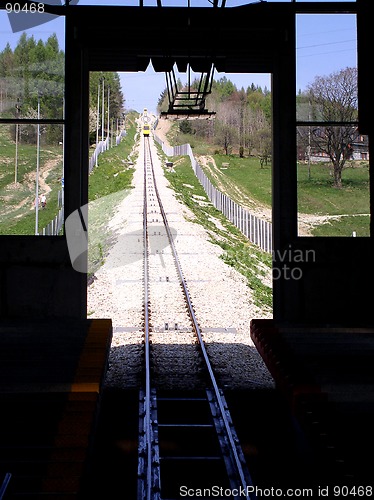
[87,132,274,391]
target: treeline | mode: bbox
[0,34,124,145]
[158,76,272,161]
[88,72,124,145]
[0,33,64,143]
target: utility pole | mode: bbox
[62,96,65,208]
[101,77,105,146]
[35,96,40,235]
[308,100,311,181]
[96,79,100,166]
[107,85,110,150]
[15,97,20,184]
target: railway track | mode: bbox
[137,134,254,500]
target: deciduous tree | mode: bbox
[307,67,358,189]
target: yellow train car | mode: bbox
[143,124,150,136]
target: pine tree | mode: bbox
[1,34,125,146]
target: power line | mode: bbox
[297,38,356,50]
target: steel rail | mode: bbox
[0,473,11,500]
[144,138,253,499]
[142,136,153,500]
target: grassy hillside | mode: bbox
[0,113,138,237]
[0,125,63,235]
[161,122,370,237]
[88,118,137,201]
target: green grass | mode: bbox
[297,161,370,236]
[297,162,370,215]
[311,215,370,237]
[210,154,272,207]
[1,198,61,235]
[88,121,137,201]
[199,152,370,237]
[159,149,272,311]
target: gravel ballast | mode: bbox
[87,131,274,391]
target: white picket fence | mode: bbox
[89,129,127,173]
[153,133,273,253]
[89,137,109,173]
[116,129,127,145]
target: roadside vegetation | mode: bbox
[88,115,137,201]
[87,112,138,277]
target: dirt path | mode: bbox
[24,156,61,209]
[197,154,273,222]
[2,156,62,217]
[1,156,61,224]
[39,157,60,195]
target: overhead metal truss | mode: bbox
[161,63,216,119]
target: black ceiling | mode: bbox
[66,3,290,72]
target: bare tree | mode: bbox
[215,101,238,155]
[255,127,272,168]
[307,67,358,189]
[243,106,270,158]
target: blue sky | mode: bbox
[0,1,357,114]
